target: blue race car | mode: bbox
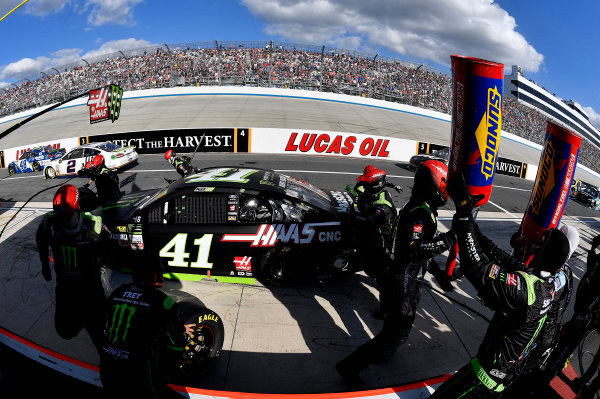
[7,146,66,175]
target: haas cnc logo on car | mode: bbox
[221,222,342,247]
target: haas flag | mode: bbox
[87,84,123,124]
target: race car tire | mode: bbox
[258,246,300,286]
[8,165,15,175]
[32,161,41,172]
[44,166,56,179]
[178,307,224,382]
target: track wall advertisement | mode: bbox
[251,128,416,161]
[83,128,251,154]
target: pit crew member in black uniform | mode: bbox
[429,174,571,398]
[347,165,398,280]
[164,149,198,178]
[535,232,600,396]
[99,261,188,399]
[36,184,111,350]
[501,224,578,397]
[336,160,455,378]
[79,154,121,205]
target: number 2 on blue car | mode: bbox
[159,233,214,269]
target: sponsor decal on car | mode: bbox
[221,222,341,247]
[234,256,252,272]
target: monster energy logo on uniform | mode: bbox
[108,304,136,343]
[61,245,77,270]
[108,84,123,122]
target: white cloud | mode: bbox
[0,38,154,81]
[81,38,154,59]
[583,106,600,131]
[17,0,142,26]
[22,0,71,16]
[84,0,143,27]
[242,0,544,72]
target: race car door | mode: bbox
[57,147,85,175]
[144,190,269,282]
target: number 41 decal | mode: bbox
[159,233,213,269]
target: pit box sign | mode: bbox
[416,142,447,154]
[87,84,123,124]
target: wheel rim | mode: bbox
[46,167,55,178]
[184,325,216,364]
[9,166,15,175]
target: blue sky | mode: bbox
[1,0,599,129]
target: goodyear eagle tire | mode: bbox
[179,307,224,381]
[32,161,41,172]
[8,165,16,175]
[44,166,56,179]
[258,246,300,287]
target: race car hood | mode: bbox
[94,188,165,224]
[171,167,355,215]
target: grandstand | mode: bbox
[1,40,599,173]
[505,65,600,149]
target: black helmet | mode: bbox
[529,228,570,275]
[412,160,449,208]
[357,165,386,197]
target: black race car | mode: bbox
[573,181,600,209]
[407,147,449,171]
[96,166,362,286]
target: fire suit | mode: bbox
[36,212,111,350]
[99,281,187,399]
[537,236,600,391]
[500,263,573,397]
[85,165,121,205]
[350,182,397,279]
[429,214,557,398]
[337,196,454,375]
[171,156,198,177]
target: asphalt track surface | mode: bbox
[0,92,599,397]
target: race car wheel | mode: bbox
[32,161,41,172]
[178,307,224,381]
[8,165,15,175]
[258,246,300,286]
[44,166,56,179]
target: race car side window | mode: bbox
[239,194,273,223]
[64,148,84,160]
[84,148,101,157]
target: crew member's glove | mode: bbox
[510,231,522,248]
[429,258,454,292]
[440,230,457,251]
[41,260,51,281]
[447,174,474,215]
[592,234,600,251]
[447,173,486,216]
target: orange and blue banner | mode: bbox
[448,55,504,206]
[519,121,580,263]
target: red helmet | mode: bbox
[91,154,104,168]
[357,165,386,196]
[413,160,448,207]
[84,161,92,170]
[53,184,80,214]
[165,150,176,165]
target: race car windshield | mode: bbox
[96,142,121,151]
[583,186,598,197]
[277,173,334,211]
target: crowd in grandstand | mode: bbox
[1,43,599,172]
